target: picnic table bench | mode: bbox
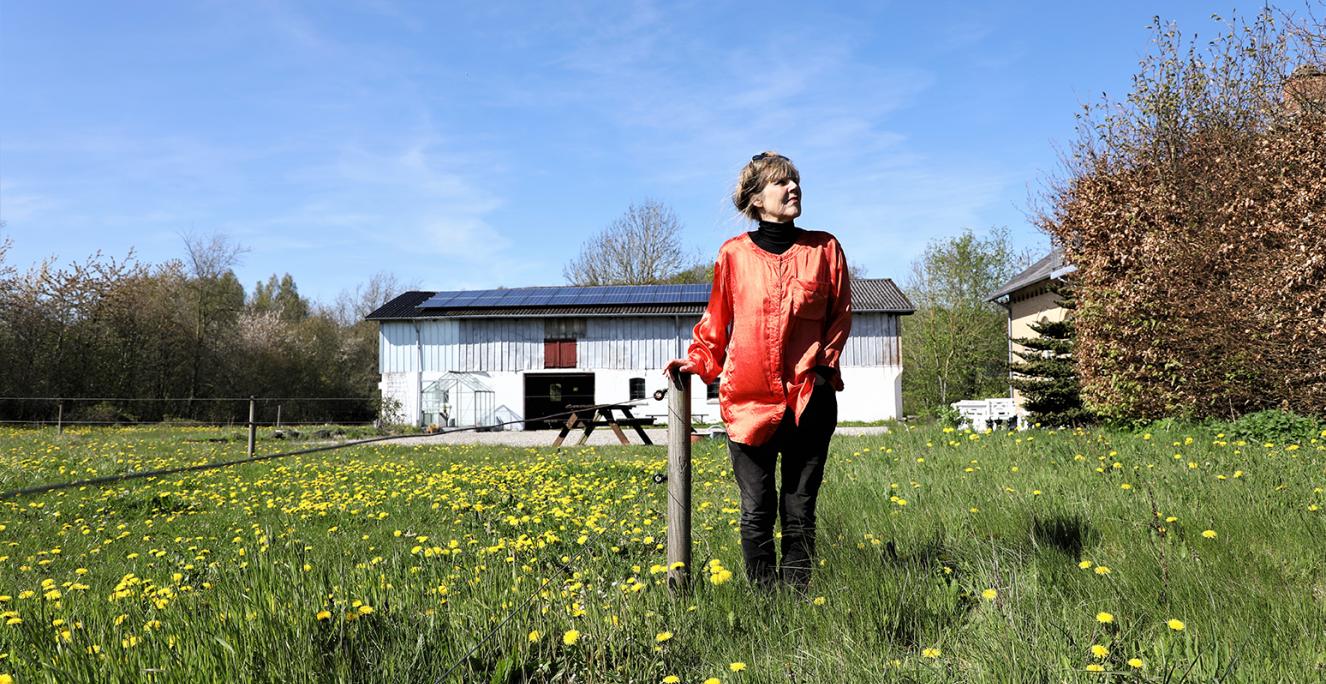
[552,403,656,446]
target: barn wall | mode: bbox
[581,317,697,370]
[458,319,543,371]
[840,313,900,367]
[380,322,421,373]
[377,312,908,426]
[384,314,901,372]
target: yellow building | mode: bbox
[988,248,1075,407]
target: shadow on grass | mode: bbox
[841,534,981,649]
[1029,511,1097,560]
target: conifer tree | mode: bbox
[1009,284,1091,426]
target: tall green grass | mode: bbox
[0,424,1323,682]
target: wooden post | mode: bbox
[57,400,64,435]
[666,370,692,593]
[275,404,282,429]
[247,396,257,458]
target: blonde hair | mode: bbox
[732,152,800,221]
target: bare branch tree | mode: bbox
[181,231,248,280]
[563,199,688,286]
[328,271,419,326]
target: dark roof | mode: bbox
[366,278,915,321]
[987,247,1072,301]
[854,279,914,313]
[421,283,711,309]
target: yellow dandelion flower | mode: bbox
[1096,612,1114,624]
[357,605,374,615]
[663,677,680,684]
[981,588,997,600]
[703,679,721,684]
[1127,658,1145,669]
[1090,644,1108,658]
[921,646,941,658]
[563,629,580,646]
[656,631,673,643]
[528,630,541,642]
[812,596,826,606]
[0,675,12,684]
[1078,560,1093,569]
[315,610,331,621]
[1201,530,1217,539]
[1085,664,1105,672]
[1094,565,1111,575]
[729,661,747,672]
[1167,619,1185,631]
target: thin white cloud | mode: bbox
[0,180,57,224]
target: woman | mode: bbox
[664,152,852,592]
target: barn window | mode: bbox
[544,339,577,369]
[629,377,645,401]
[707,379,720,400]
[543,318,584,369]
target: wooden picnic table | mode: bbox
[552,403,656,446]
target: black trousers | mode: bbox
[727,382,836,589]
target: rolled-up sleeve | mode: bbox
[820,239,852,390]
[686,253,732,385]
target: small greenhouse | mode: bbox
[421,372,497,429]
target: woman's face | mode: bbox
[751,177,801,223]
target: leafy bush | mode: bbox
[1037,10,1326,421]
[936,404,962,429]
[73,401,137,424]
[1224,410,1322,445]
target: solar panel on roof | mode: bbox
[418,282,715,310]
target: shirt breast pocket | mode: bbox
[791,278,831,320]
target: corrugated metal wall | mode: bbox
[458,319,544,370]
[380,313,902,372]
[840,313,900,367]
[582,317,692,370]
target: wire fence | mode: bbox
[0,390,701,430]
[0,395,381,428]
[0,376,700,681]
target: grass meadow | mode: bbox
[0,423,1323,683]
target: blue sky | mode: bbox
[1,1,1274,303]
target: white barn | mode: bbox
[366,280,914,429]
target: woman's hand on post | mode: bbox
[663,358,699,377]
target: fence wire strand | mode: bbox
[0,396,673,501]
[1,377,704,683]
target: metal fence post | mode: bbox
[247,396,257,458]
[666,370,692,593]
[57,400,64,436]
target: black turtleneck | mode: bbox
[749,219,836,385]
[749,220,803,255]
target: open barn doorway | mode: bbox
[524,373,594,430]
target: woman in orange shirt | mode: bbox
[665,152,851,592]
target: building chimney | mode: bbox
[1283,64,1326,115]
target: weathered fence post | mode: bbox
[247,396,257,458]
[275,404,282,430]
[666,370,692,593]
[57,400,64,436]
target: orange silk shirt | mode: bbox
[686,230,852,447]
